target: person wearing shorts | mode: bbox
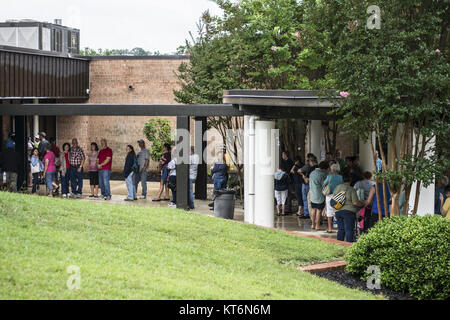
[308,161,329,230]
[154,143,171,202]
[323,163,343,233]
[88,142,99,198]
[274,168,289,216]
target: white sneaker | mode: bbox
[168,202,176,207]
[62,194,67,198]
[69,193,75,198]
[76,194,82,198]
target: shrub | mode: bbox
[345,215,450,300]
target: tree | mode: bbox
[174,0,331,193]
[80,47,163,56]
[304,0,450,216]
[143,118,174,163]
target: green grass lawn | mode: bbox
[0,192,379,300]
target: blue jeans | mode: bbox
[302,184,310,217]
[335,210,356,243]
[125,172,136,200]
[69,167,83,195]
[99,170,111,198]
[135,170,148,197]
[61,172,70,195]
[189,178,195,208]
[213,177,227,190]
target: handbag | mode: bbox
[322,175,332,196]
[322,184,331,196]
[330,191,346,210]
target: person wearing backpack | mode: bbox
[332,173,365,242]
[123,145,138,201]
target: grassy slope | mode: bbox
[0,192,379,300]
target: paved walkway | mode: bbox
[28,179,338,240]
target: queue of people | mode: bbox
[274,149,449,243]
[1,133,208,210]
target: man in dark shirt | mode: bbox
[0,140,20,192]
[296,154,317,218]
[38,132,50,160]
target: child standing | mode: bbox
[30,148,42,194]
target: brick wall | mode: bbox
[56,57,188,173]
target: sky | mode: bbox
[1,0,223,54]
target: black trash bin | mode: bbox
[213,189,236,220]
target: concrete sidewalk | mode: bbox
[28,179,339,240]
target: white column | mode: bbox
[243,115,250,223]
[359,133,375,173]
[408,137,435,216]
[309,120,325,161]
[33,99,39,137]
[254,120,276,228]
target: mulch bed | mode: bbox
[315,270,415,300]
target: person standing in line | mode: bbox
[98,138,113,201]
[60,143,71,198]
[27,136,34,187]
[297,153,316,219]
[188,146,199,210]
[333,173,365,242]
[0,140,20,192]
[153,143,171,202]
[38,132,50,160]
[365,181,391,229]
[274,167,290,216]
[209,151,229,210]
[43,144,59,197]
[68,138,85,198]
[88,142,100,198]
[49,137,61,194]
[439,185,450,218]
[435,176,449,215]
[34,134,40,149]
[323,163,343,233]
[123,145,137,201]
[167,154,177,207]
[135,139,150,200]
[30,147,42,194]
[291,157,304,217]
[308,161,329,230]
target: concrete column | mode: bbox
[244,116,257,224]
[359,133,375,173]
[33,99,39,137]
[254,120,276,228]
[309,120,325,161]
[408,136,435,216]
[243,115,250,223]
[176,116,190,210]
[194,117,207,200]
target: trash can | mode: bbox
[213,189,236,220]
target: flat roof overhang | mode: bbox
[223,89,338,120]
[0,103,243,117]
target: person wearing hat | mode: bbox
[34,134,40,149]
[135,139,150,199]
[0,140,20,192]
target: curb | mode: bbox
[297,260,347,273]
